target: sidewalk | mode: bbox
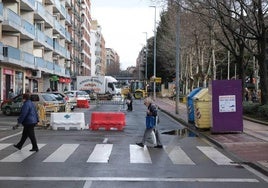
[155,97,268,176]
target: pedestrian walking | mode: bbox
[13,93,39,152]
[126,92,133,111]
[136,97,163,148]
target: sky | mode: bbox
[90,0,162,70]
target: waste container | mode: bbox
[193,88,212,129]
[187,87,202,123]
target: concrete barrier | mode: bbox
[50,112,85,130]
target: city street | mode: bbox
[0,100,267,188]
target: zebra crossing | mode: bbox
[0,143,235,165]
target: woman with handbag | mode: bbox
[136,97,163,148]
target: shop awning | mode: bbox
[50,75,59,81]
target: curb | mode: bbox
[159,107,268,176]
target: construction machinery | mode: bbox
[129,80,148,99]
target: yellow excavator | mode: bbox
[129,80,149,99]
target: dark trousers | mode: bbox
[16,124,38,149]
[127,101,133,111]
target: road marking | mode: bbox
[0,176,259,182]
[83,180,92,188]
[0,144,46,162]
[102,138,108,144]
[197,146,234,165]
[43,144,79,162]
[87,144,113,163]
[164,146,195,165]
[0,132,22,142]
[129,145,152,163]
[0,143,12,150]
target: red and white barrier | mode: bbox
[90,112,126,131]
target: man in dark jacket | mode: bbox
[14,93,39,152]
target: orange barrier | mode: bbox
[77,99,89,108]
[90,112,126,130]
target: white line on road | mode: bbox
[0,143,12,150]
[83,180,92,188]
[0,176,259,183]
[197,146,234,165]
[102,138,108,144]
[164,146,195,165]
[43,144,79,162]
[87,144,113,163]
[0,132,22,142]
[129,145,152,163]
[0,144,46,162]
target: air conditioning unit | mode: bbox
[32,70,42,78]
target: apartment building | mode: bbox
[106,48,120,76]
[90,19,106,76]
[0,0,96,101]
[0,0,74,101]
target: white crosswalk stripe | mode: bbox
[0,143,12,150]
[0,144,46,162]
[164,146,195,165]
[197,146,234,165]
[87,144,113,163]
[129,145,152,163]
[43,144,79,162]
[0,143,234,165]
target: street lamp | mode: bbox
[150,5,157,100]
[143,32,148,80]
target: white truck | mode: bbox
[76,76,120,99]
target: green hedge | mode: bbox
[243,102,268,120]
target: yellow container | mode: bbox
[193,88,212,129]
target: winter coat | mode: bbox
[18,100,39,125]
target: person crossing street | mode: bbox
[13,93,39,152]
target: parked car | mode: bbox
[51,92,74,111]
[64,90,90,107]
[0,93,61,116]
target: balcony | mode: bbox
[2,8,21,32]
[35,30,53,50]
[21,51,35,69]
[65,0,71,8]
[21,0,35,11]
[3,46,21,65]
[0,42,3,61]
[0,3,3,22]
[54,19,65,37]
[21,20,35,40]
[35,2,53,28]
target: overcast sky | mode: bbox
[90,0,162,70]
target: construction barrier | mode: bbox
[90,112,126,131]
[77,99,90,108]
[50,112,85,130]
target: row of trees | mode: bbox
[144,0,268,105]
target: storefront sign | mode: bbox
[3,68,14,75]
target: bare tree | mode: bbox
[170,0,268,104]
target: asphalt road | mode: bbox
[0,100,267,188]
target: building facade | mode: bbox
[106,48,120,76]
[0,0,96,101]
[90,19,105,76]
